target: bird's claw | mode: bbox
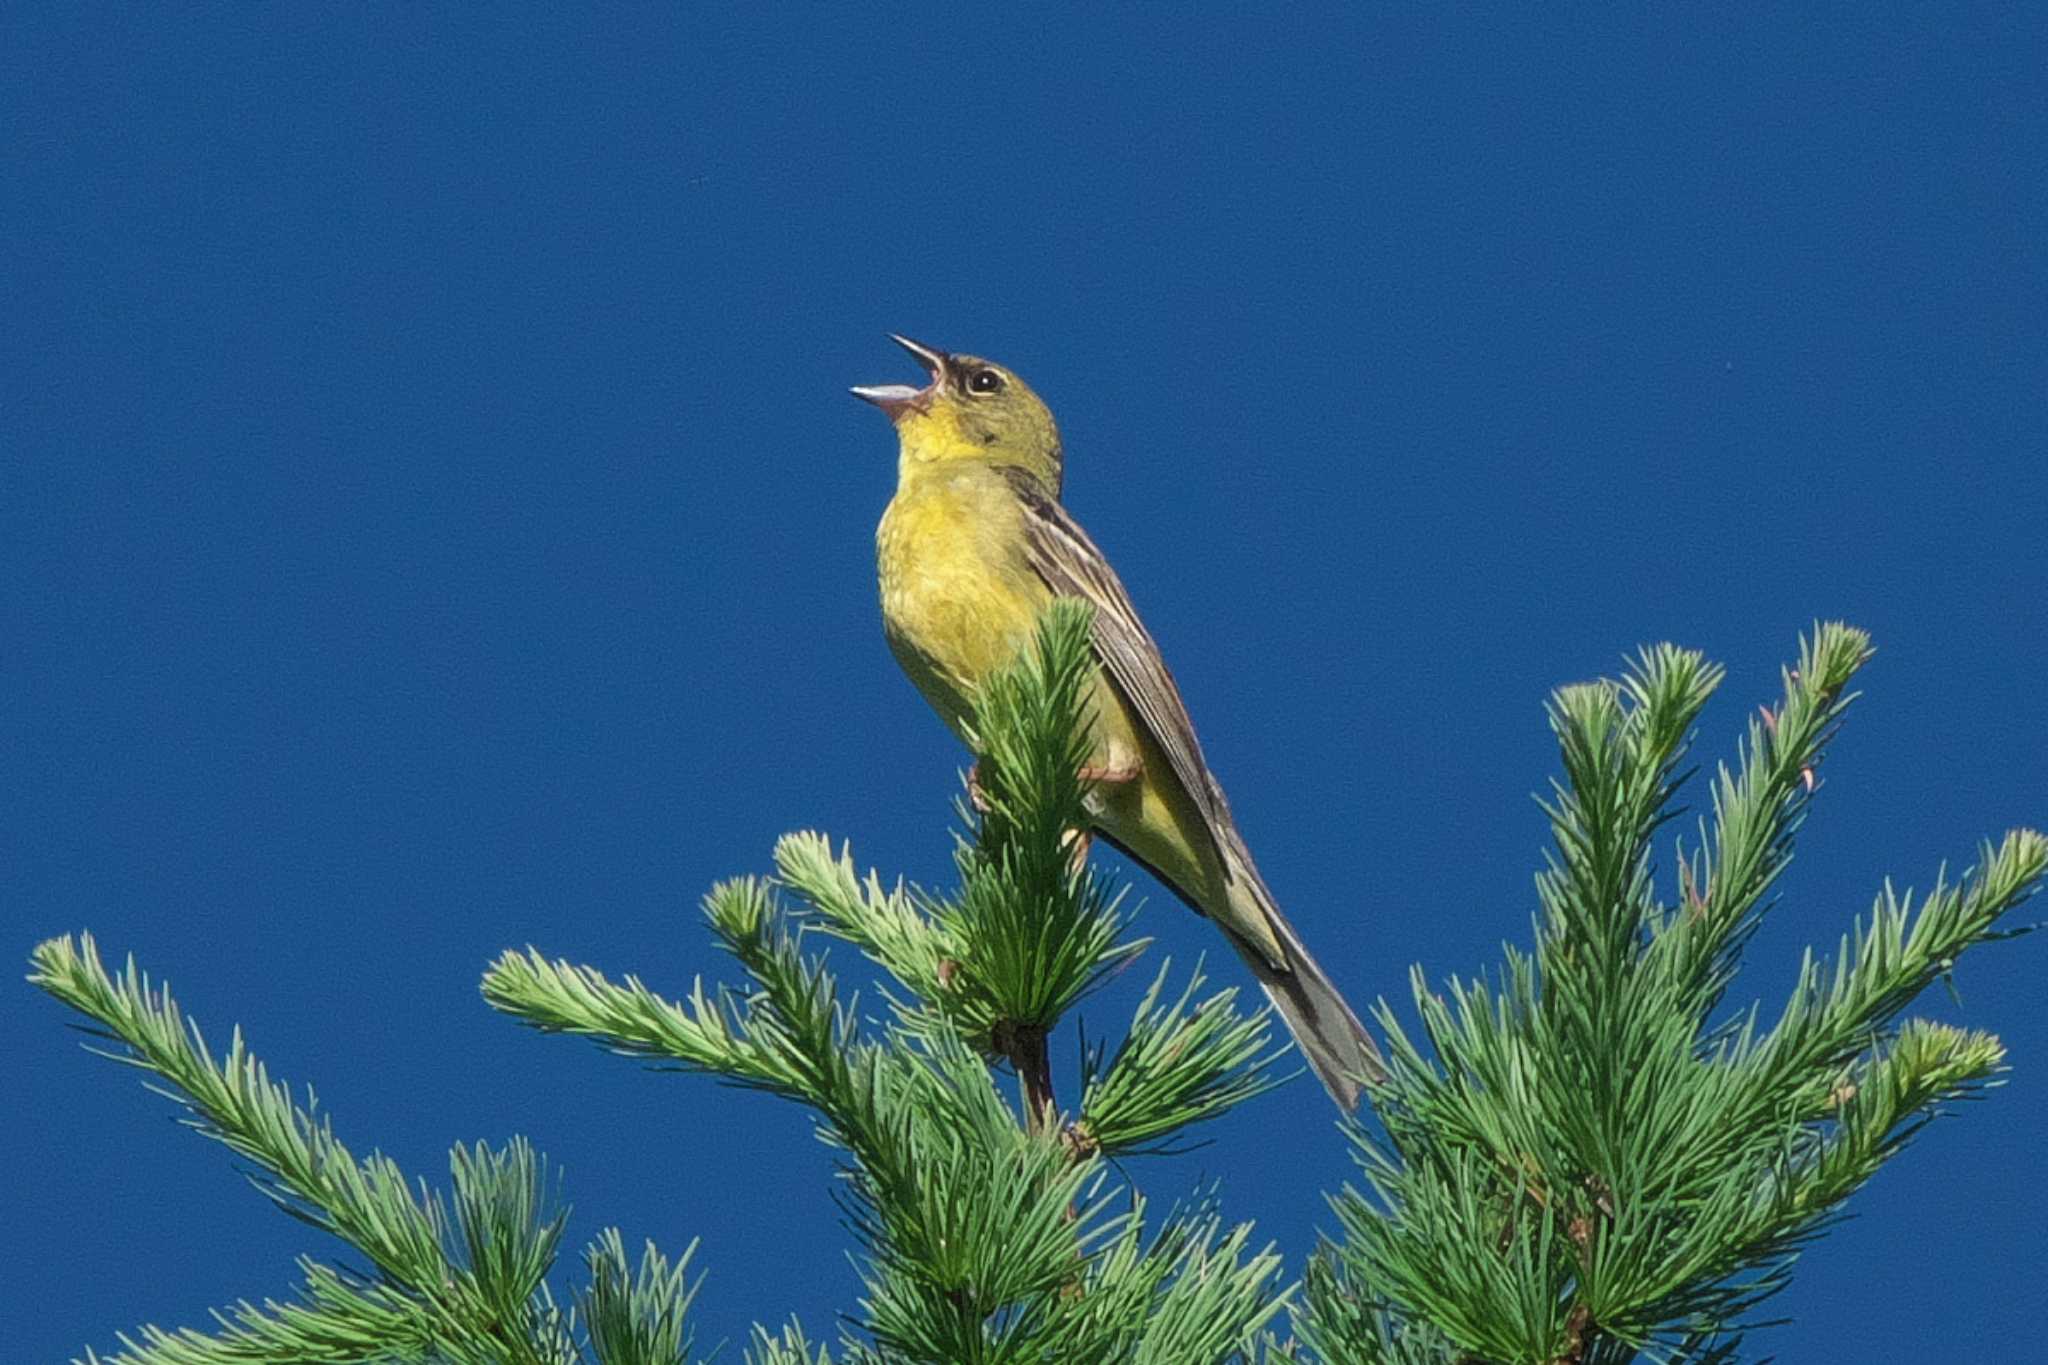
[1060,826,1094,875]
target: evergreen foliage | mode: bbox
[28,931,690,1365]
[1294,624,2044,1363]
[28,607,2040,1363]
[484,599,1291,1360]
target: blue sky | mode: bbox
[7,6,2044,1360]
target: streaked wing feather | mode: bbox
[1001,469,1230,857]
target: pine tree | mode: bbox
[30,607,2040,1362]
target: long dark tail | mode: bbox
[1221,868,1385,1111]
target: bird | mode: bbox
[853,334,1383,1109]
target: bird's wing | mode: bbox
[1001,468,1232,857]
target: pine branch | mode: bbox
[1651,622,1875,1013]
[1744,830,2046,1103]
[1078,962,1283,1156]
[1303,623,2042,1364]
[485,598,1286,1361]
[27,933,656,1365]
[582,1230,703,1365]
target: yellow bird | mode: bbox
[854,334,1383,1109]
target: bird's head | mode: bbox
[853,335,1062,495]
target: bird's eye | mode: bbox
[968,368,1004,395]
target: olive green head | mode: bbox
[853,335,1063,494]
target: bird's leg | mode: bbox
[976,758,1138,816]
[1060,759,1141,875]
[975,759,1138,872]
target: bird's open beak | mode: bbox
[851,334,948,419]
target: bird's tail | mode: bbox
[1221,866,1384,1111]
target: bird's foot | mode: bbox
[1077,761,1142,787]
[972,760,1138,812]
[1059,826,1094,875]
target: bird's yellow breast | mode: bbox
[874,462,1240,934]
[876,467,1050,739]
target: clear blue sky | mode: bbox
[8,7,2044,1360]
